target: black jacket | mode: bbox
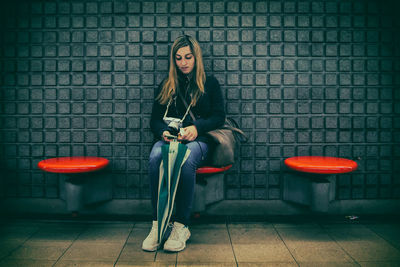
[150,75,226,143]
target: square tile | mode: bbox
[177,244,236,263]
[116,262,175,267]
[277,227,354,263]
[6,245,67,260]
[25,226,83,248]
[0,258,55,267]
[178,264,237,267]
[84,222,134,228]
[276,227,334,243]
[229,227,281,244]
[298,262,359,267]
[0,240,24,258]
[239,263,297,267]
[23,240,72,250]
[77,227,131,243]
[127,228,151,244]
[358,261,400,267]
[154,250,177,263]
[189,229,232,245]
[322,224,378,241]
[334,240,400,262]
[364,223,400,250]
[0,225,39,242]
[60,242,124,261]
[190,223,228,229]
[54,259,115,266]
[286,242,354,262]
[228,222,273,229]
[324,225,400,261]
[117,243,156,262]
[273,223,321,229]
[233,243,295,263]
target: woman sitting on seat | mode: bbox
[142,35,225,252]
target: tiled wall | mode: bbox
[1,0,399,203]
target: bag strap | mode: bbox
[179,93,196,121]
[179,93,248,142]
[220,119,248,142]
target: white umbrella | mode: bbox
[157,140,191,243]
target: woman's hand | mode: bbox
[162,131,174,142]
[179,125,198,141]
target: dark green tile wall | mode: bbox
[1,0,399,201]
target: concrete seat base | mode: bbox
[283,173,336,212]
[59,172,112,212]
[284,156,357,212]
[192,165,231,213]
[38,157,110,212]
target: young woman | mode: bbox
[142,35,225,252]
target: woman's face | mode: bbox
[175,46,195,75]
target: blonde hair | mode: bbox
[157,35,206,106]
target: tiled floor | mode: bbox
[1,216,399,266]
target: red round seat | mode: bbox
[38,157,109,174]
[284,156,358,174]
[196,165,232,175]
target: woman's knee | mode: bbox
[148,141,163,167]
[185,141,208,167]
[184,152,204,170]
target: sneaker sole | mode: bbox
[142,244,159,252]
[163,233,190,252]
[163,244,185,252]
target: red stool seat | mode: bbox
[196,165,232,175]
[285,156,357,174]
[38,157,109,174]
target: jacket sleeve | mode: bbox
[150,83,169,139]
[193,76,226,135]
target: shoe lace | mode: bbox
[169,224,184,241]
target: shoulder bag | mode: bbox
[179,94,247,166]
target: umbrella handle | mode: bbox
[164,133,184,143]
[164,133,177,140]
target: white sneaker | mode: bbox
[142,221,159,252]
[163,222,191,252]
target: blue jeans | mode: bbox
[148,140,209,226]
